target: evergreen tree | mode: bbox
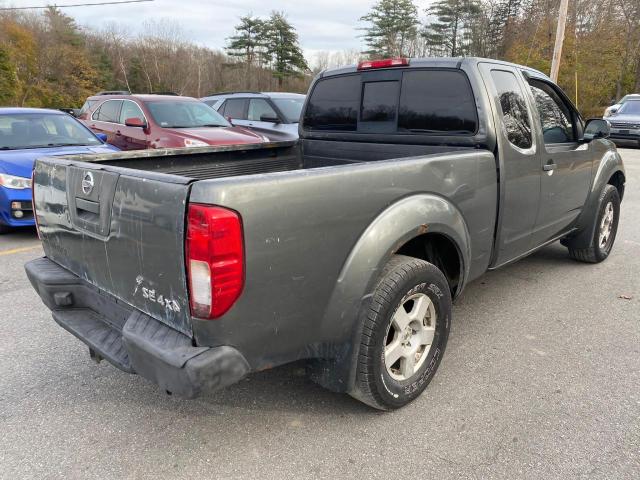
[485,0,524,58]
[225,15,266,67]
[45,6,84,46]
[360,0,420,58]
[424,0,482,57]
[263,12,308,87]
[42,7,100,106]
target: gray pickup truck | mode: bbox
[26,58,625,410]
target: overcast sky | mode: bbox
[6,0,432,61]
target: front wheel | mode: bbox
[568,184,620,263]
[350,255,452,410]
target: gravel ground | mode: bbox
[0,148,638,480]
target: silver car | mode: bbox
[607,99,640,147]
[201,92,305,141]
[604,93,640,117]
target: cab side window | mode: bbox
[528,81,576,144]
[490,70,533,150]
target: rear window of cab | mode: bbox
[303,69,478,135]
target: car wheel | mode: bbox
[350,255,451,410]
[568,184,620,263]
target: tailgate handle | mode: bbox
[75,197,100,215]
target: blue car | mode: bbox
[0,108,119,233]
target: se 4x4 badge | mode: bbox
[134,276,181,313]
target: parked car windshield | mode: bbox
[145,100,231,128]
[271,97,305,123]
[0,113,102,150]
[617,100,640,115]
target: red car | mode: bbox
[78,93,268,150]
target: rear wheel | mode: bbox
[568,184,620,263]
[350,255,451,410]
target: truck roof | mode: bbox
[320,57,550,82]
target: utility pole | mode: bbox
[550,0,570,82]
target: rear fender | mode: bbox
[310,194,471,392]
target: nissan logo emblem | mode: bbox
[81,172,95,195]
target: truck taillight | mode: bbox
[357,58,409,70]
[186,204,244,319]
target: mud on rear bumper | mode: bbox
[25,257,250,398]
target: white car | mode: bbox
[201,92,305,141]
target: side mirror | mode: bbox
[226,116,234,125]
[95,133,108,142]
[260,114,280,124]
[125,117,146,128]
[583,118,610,142]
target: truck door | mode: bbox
[525,78,593,244]
[479,64,541,266]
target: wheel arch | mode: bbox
[568,146,625,249]
[309,194,471,393]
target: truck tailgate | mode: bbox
[33,157,193,336]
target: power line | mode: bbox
[0,0,153,11]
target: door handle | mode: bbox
[115,130,122,136]
[543,162,557,172]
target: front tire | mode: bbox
[350,255,452,410]
[568,184,620,263]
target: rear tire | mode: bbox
[567,184,620,263]
[350,255,451,410]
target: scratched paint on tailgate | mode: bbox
[33,159,193,336]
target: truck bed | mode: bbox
[64,140,476,180]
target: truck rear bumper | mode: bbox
[25,257,250,398]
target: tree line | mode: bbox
[1,2,639,117]
[356,0,640,117]
[0,7,310,109]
